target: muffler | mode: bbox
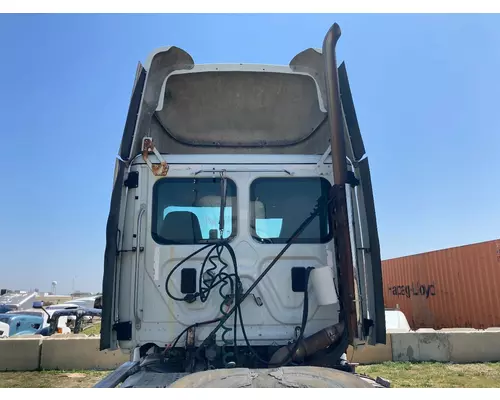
[269,321,345,365]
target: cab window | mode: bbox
[250,177,332,244]
[152,178,237,245]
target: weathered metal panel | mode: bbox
[382,239,500,330]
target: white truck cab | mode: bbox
[96,23,387,388]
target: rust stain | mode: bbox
[382,239,500,330]
[142,138,153,152]
[152,161,169,176]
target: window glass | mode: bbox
[250,177,332,244]
[152,178,237,245]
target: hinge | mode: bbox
[142,137,169,176]
[113,321,132,341]
[124,171,139,188]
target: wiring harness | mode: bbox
[164,187,337,368]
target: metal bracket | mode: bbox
[142,137,169,176]
[315,145,332,176]
[124,171,139,188]
[193,168,292,176]
[346,170,360,187]
[113,321,132,341]
[317,144,332,166]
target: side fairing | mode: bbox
[100,64,146,351]
[338,63,386,345]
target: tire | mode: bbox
[168,366,377,388]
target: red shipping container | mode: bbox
[382,239,500,330]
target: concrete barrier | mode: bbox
[448,330,500,363]
[1,330,500,372]
[40,336,129,370]
[391,331,452,362]
[391,329,500,363]
[0,336,42,371]
[390,332,420,362]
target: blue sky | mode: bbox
[0,14,498,294]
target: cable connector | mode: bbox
[184,293,197,303]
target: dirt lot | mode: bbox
[2,362,500,388]
[0,370,110,388]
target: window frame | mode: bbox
[151,177,238,245]
[249,176,333,245]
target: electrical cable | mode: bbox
[165,317,222,355]
[164,190,340,368]
[164,243,214,302]
[198,194,333,352]
[235,266,313,367]
[164,242,238,304]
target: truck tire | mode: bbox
[168,366,378,388]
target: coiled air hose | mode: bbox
[165,192,338,368]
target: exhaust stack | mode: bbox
[322,23,358,344]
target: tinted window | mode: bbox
[152,178,237,245]
[250,177,332,244]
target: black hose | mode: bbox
[166,317,222,353]
[198,198,328,351]
[236,267,313,367]
[164,243,213,301]
[165,192,337,368]
[165,241,240,363]
[165,242,238,304]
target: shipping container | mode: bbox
[382,239,500,330]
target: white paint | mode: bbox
[153,245,160,281]
[133,164,340,347]
[0,322,9,338]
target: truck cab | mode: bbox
[0,313,43,337]
[97,23,386,388]
[4,308,72,336]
